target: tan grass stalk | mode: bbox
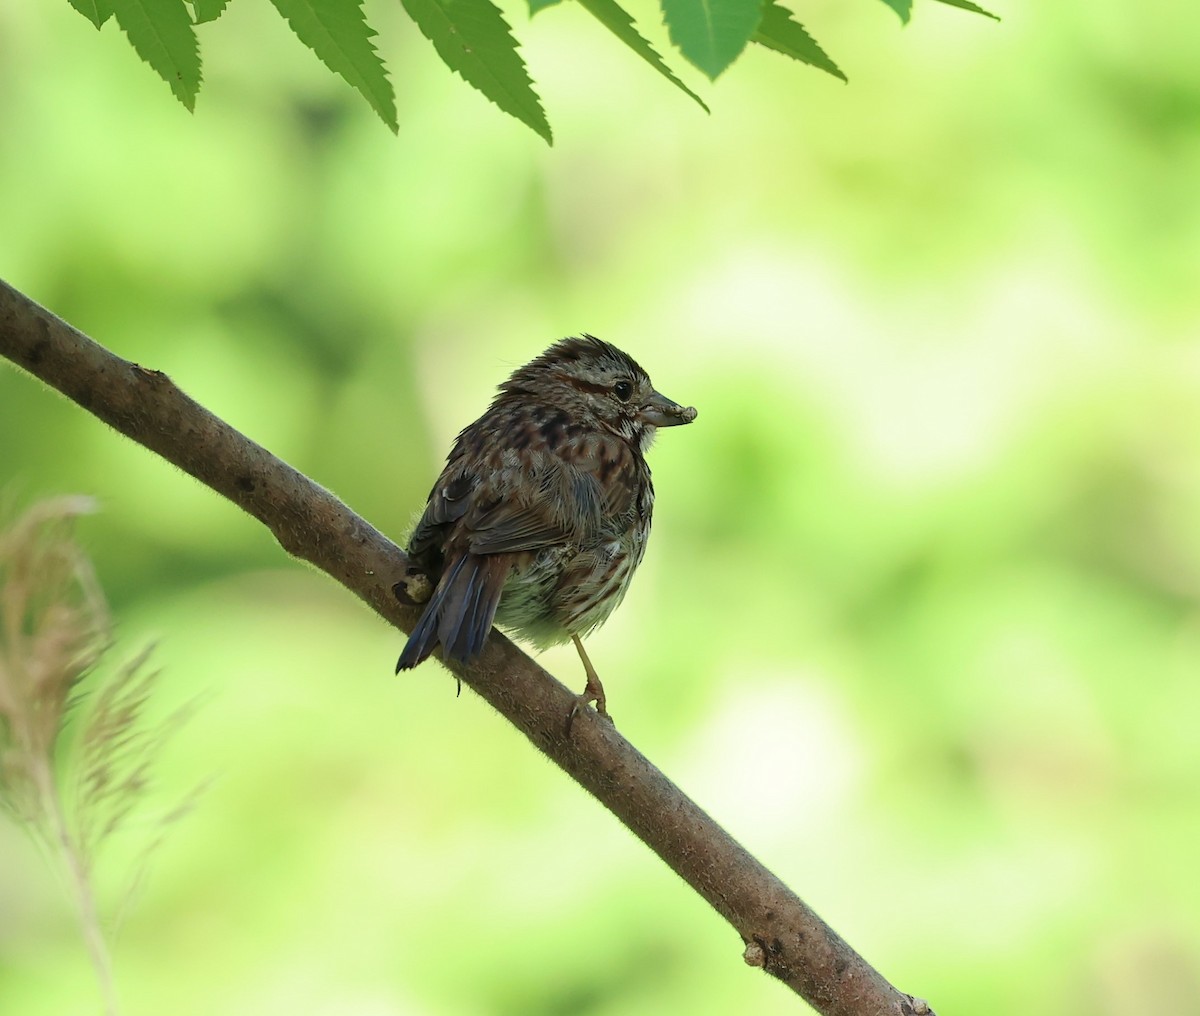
[0,496,199,1016]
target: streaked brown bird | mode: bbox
[396,335,697,721]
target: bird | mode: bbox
[395,334,697,724]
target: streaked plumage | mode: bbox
[396,335,696,719]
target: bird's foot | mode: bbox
[392,566,433,606]
[565,672,611,736]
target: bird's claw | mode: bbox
[392,566,433,606]
[564,681,611,736]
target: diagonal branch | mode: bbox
[0,277,933,1016]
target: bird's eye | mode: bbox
[613,379,634,402]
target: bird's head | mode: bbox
[499,335,697,452]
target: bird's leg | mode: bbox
[566,634,610,733]
[572,635,607,714]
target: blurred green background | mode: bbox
[3,0,1200,1013]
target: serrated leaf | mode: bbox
[929,0,999,20]
[578,0,709,111]
[67,0,113,29]
[527,0,563,13]
[188,0,232,24]
[752,0,843,80]
[400,0,552,144]
[268,0,398,132]
[660,0,762,80]
[876,0,911,23]
[108,0,201,111]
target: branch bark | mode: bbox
[0,277,933,1016]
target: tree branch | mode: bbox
[0,277,933,1016]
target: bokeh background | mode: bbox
[3,0,1200,1013]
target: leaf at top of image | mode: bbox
[268,0,398,132]
[578,0,709,112]
[660,0,764,81]
[400,0,552,144]
[876,0,912,23]
[67,0,113,30]
[929,0,999,21]
[189,0,232,24]
[108,0,201,110]
[753,0,844,81]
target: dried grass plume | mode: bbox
[0,496,198,1016]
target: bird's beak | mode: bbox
[640,390,698,427]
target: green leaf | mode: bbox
[578,0,709,111]
[752,0,843,81]
[660,0,763,80]
[929,0,999,20]
[400,0,552,144]
[268,0,398,132]
[108,0,201,111]
[527,0,563,13]
[188,0,232,24]
[67,0,113,29]
[876,0,911,23]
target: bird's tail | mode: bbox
[395,554,508,672]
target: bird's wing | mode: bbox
[465,455,605,555]
[409,433,622,563]
[406,471,472,565]
[398,452,607,668]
